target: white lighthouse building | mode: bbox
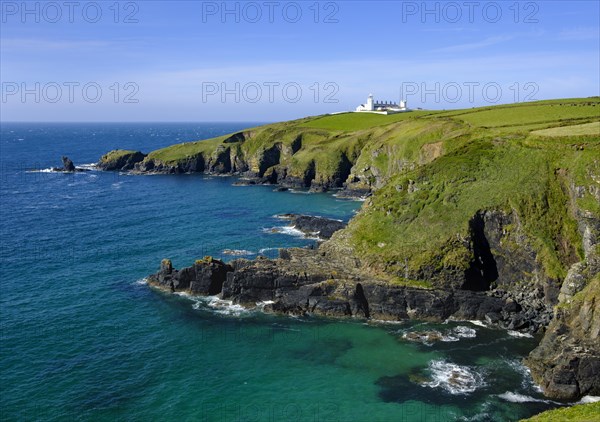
[355,94,409,114]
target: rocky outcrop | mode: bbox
[148,257,232,295]
[277,214,346,239]
[146,247,535,329]
[51,156,88,172]
[525,274,600,400]
[98,150,146,171]
[61,156,75,172]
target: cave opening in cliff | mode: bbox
[463,213,499,291]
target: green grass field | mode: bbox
[301,110,441,131]
[432,97,600,131]
[146,137,225,162]
[531,121,600,137]
[520,401,600,422]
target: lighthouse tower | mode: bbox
[366,94,374,111]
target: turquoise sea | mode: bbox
[0,123,567,421]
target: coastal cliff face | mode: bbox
[525,208,600,399]
[102,98,600,401]
[101,115,471,195]
[129,127,364,192]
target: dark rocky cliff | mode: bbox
[525,208,600,399]
[147,248,529,327]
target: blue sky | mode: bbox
[1,0,599,121]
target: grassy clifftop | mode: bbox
[111,97,599,290]
[131,98,598,194]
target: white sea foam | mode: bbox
[27,166,95,173]
[468,320,488,328]
[421,360,487,395]
[578,395,600,404]
[263,225,306,237]
[497,391,559,404]
[190,295,251,316]
[453,326,477,338]
[133,278,148,285]
[222,249,255,256]
[332,192,368,202]
[368,319,404,325]
[256,300,275,310]
[27,168,56,173]
[507,330,534,338]
[258,247,279,254]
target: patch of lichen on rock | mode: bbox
[195,256,214,265]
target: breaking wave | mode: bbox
[222,249,255,256]
[420,360,487,395]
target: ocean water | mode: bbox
[0,123,566,421]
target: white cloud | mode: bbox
[0,38,111,52]
[432,35,515,53]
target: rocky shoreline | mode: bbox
[119,161,598,401]
[141,205,599,401]
[94,125,599,402]
[147,244,554,334]
[96,147,373,198]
